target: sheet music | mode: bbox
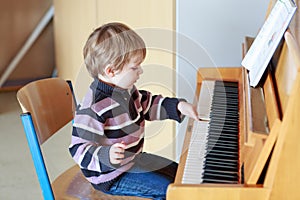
[241,0,297,87]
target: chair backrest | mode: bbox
[17,78,75,144]
[17,78,75,200]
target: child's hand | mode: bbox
[177,101,199,121]
[109,142,127,165]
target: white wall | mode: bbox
[176,0,270,160]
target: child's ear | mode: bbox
[104,65,115,77]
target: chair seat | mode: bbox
[52,165,149,200]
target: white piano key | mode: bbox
[197,80,215,121]
[182,120,209,184]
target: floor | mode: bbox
[0,90,75,199]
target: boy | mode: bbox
[69,22,199,199]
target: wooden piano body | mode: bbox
[167,23,300,200]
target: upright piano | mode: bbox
[167,1,300,200]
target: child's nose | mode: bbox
[138,67,143,75]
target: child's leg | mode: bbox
[134,152,178,180]
[107,153,178,200]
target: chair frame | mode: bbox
[18,79,75,200]
[21,112,55,200]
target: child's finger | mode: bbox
[114,152,125,159]
[114,142,127,149]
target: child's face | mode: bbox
[112,54,144,89]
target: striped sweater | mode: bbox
[69,79,184,191]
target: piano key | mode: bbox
[207,141,238,149]
[181,80,239,185]
[207,142,238,150]
[207,134,238,143]
[205,159,238,168]
[181,120,209,184]
[208,127,239,134]
[203,167,239,177]
[208,129,238,136]
[206,150,238,159]
[206,144,238,153]
[203,166,239,175]
[202,172,238,182]
[207,139,238,147]
[205,156,238,166]
[197,80,215,120]
[204,159,238,166]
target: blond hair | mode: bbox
[83,22,146,78]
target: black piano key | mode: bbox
[210,124,238,130]
[207,143,238,151]
[211,112,238,118]
[210,112,239,119]
[207,138,238,146]
[210,106,238,112]
[202,172,238,183]
[204,164,239,175]
[213,95,238,100]
[209,129,239,136]
[202,171,239,183]
[207,138,238,147]
[209,120,239,128]
[203,170,238,179]
[213,87,238,93]
[205,151,238,161]
[204,163,238,173]
[207,141,238,150]
[210,110,239,118]
[214,84,238,90]
[198,80,239,184]
[207,142,238,150]
[216,81,238,88]
[209,128,238,133]
[213,89,238,96]
[212,100,238,106]
[205,156,238,166]
[205,152,238,162]
[209,120,239,127]
[213,94,239,100]
[206,144,237,153]
[207,139,238,148]
[211,110,238,120]
[206,144,238,154]
[206,150,238,161]
[207,134,238,143]
[205,158,238,168]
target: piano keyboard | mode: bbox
[182,80,239,184]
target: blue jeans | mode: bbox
[107,152,178,200]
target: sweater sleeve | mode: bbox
[140,90,186,122]
[161,97,186,122]
[69,107,117,173]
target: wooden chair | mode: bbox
[17,77,146,200]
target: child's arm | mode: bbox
[177,101,199,121]
[139,89,198,122]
